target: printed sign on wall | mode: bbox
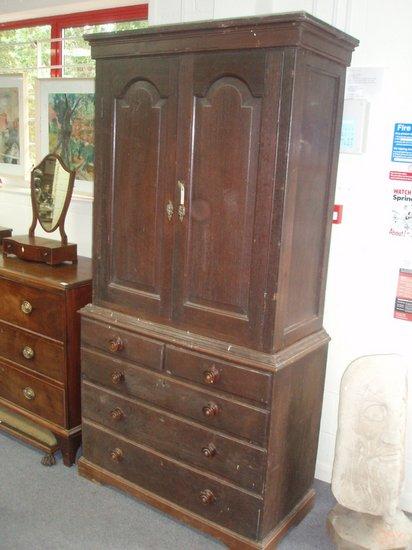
[392,123,412,163]
[394,269,412,322]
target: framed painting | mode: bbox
[0,74,27,177]
[36,78,95,191]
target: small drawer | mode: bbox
[0,321,64,382]
[82,318,164,371]
[0,278,65,341]
[82,348,269,446]
[82,421,262,539]
[165,345,272,407]
[82,381,266,492]
[0,361,65,425]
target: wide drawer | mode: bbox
[82,348,269,446]
[82,318,164,371]
[82,381,266,492]
[0,321,64,382]
[82,421,262,539]
[0,361,65,425]
[165,345,271,407]
[0,278,65,341]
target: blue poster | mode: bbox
[392,123,412,163]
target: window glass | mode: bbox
[62,21,148,78]
[0,26,51,167]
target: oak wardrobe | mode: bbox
[79,12,358,549]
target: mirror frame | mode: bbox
[29,153,75,245]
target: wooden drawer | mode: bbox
[0,278,65,341]
[82,348,269,446]
[0,361,65,425]
[165,345,272,407]
[0,321,64,382]
[82,421,262,539]
[82,318,164,371]
[82,381,266,492]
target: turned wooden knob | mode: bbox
[108,337,124,353]
[202,366,220,385]
[111,371,124,384]
[199,489,215,505]
[110,407,124,421]
[21,300,33,315]
[110,448,124,462]
[202,403,219,417]
[201,443,216,458]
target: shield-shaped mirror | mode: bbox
[30,154,75,243]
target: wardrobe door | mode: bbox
[94,56,178,320]
[172,50,284,347]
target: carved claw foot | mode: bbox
[41,453,56,466]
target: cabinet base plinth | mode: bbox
[78,457,315,549]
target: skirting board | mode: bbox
[78,457,315,549]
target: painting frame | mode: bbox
[36,78,95,192]
[0,73,28,177]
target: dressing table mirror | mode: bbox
[2,154,77,265]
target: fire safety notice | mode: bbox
[392,123,412,163]
[394,269,412,322]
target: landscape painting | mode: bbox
[0,74,26,176]
[37,78,94,187]
[0,87,20,165]
[48,92,95,181]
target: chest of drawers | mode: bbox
[79,305,329,547]
[0,255,92,466]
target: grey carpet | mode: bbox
[0,432,334,549]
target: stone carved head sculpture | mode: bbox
[332,354,408,520]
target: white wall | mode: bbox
[1,0,411,510]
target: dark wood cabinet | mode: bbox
[79,13,357,548]
[0,256,92,465]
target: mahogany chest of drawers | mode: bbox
[0,255,92,465]
[79,12,357,549]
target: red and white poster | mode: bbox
[394,269,412,321]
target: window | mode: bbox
[0,5,148,171]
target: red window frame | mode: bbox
[0,4,148,77]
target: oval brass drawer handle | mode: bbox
[110,448,124,462]
[203,366,220,385]
[201,443,216,458]
[22,346,35,360]
[111,371,124,385]
[110,407,124,421]
[199,489,215,505]
[202,403,219,418]
[21,300,33,315]
[108,337,124,353]
[23,387,35,400]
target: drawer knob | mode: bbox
[203,366,220,385]
[23,387,35,400]
[199,489,215,505]
[22,346,35,360]
[108,337,124,353]
[21,300,33,315]
[110,448,124,462]
[202,403,219,417]
[111,371,124,385]
[110,407,124,421]
[201,443,216,458]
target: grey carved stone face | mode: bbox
[332,355,407,518]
